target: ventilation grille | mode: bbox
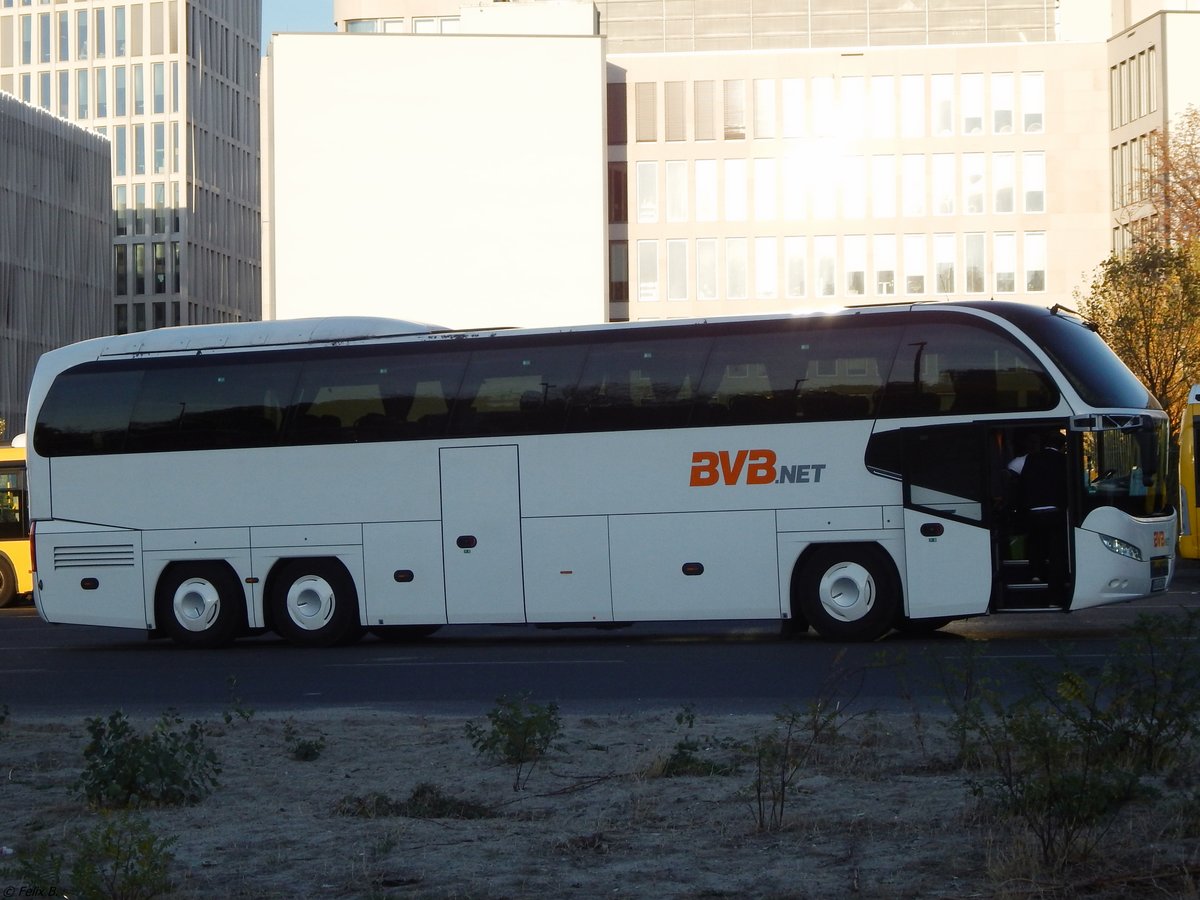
[53,544,137,569]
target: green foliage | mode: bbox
[282,717,326,761]
[1076,239,1200,436]
[747,698,845,833]
[465,694,563,791]
[77,710,220,809]
[943,612,1200,868]
[70,814,176,900]
[222,675,255,725]
[652,705,739,778]
[1,815,175,900]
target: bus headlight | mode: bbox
[1099,533,1143,561]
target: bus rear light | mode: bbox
[1099,534,1143,561]
[28,520,36,575]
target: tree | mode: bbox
[1146,105,1200,245]
[1076,241,1200,437]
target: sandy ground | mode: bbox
[2,705,1200,899]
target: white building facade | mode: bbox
[0,92,110,437]
[263,4,607,329]
[0,0,262,333]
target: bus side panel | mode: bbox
[610,511,778,621]
[522,516,613,623]
[362,521,447,627]
[34,526,146,629]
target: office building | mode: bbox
[0,92,110,437]
[0,0,262,333]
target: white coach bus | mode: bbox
[25,302,1174,647]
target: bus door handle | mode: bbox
[456,535,478,550]
[920,523,945,538]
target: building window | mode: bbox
[56,9,67,61]
[114,245,127,295]
[874,234,896,296]
[607,162,627,224]
[993,152,1014,213]
[1021,72,1044,132]
[152,62,164,114]
[1025,232,1046,292]
[665,81,686,141]
[964,233,985,293]
[932,154,954,215]
[637,240,658,301]
[636,161,657,224]
[153,242,166,294]
[666,160,688,223]
[783,157,805,220]
[696,160,717,221]
[992,73,1014,133]
[114,185,128,236]
[696,238,718,300]
[904,234,926,294]
[57,69,68,117]
[871,155,896,218]
[76,68,87,118]
[784,236,806,299]
[755,237,777,299]
[931,74,953,136]
[994,233,1016,293]
[843,156,866,219]
[815,236,836,297]
[754,158,776,220]
[114,65,125,115]
[132,63,143,114]
[900,74,924,137]
[95,67,107,117]
[694,80,714,141]
[724,159,747,222]
[667,240,688,301]
[1023,151,1045,213]
[76,9,87,58]
[634,82,655,142]
[934,234,955,293]
[782,78,804,138]
[961,73,983,134]
[870,75,895,139]
[114,6,125,56]
[95,8,105,57]
[901,155,925,216]
[845,235,866,296]
[723,80,745,140]
[725,237,747,299]
[753,79,774,139]
[963,153,984,214]
[813,76,835,137]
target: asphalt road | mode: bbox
[2,563,1198,719]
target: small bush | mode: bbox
[333,784,494,820]
[282,718,326,761]
[77,710,220,809]
[465,694,563,791]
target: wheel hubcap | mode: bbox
[173,578,220,632]
[286,575,335,631]
[818,562,876,623]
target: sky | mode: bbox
[261,0,336,47]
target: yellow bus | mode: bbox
[1179,386,1200,558]
[0,438,32,606]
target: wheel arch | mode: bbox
[262,554,364,634]
[787,540,906,621]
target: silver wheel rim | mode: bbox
[286,574,336,631]
[817,561,876,623]
[173,577,221,633]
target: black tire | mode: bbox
[0,556,17,608]
[370,625,441,642]
[795,544,900,642]
[269,558,362,647]
[155,562,246,648]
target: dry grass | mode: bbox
[0,709,1198,898]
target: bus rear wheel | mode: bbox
[270,559,362,647]
[795,544,899,642]
[156,562,245,648]
[0,556,17,608]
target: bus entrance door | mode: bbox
[439,445,526,624]
[899,425,994,620]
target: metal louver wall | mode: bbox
[0,93,111,439]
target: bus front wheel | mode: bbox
[0,556,17,608]
[270,559,362,647]
[156,562,246,648]
[795,545,899,642]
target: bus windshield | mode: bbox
[1022,312,1158,410]
[1081,418,1171,517]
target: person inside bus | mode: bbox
[1016,429,1070,596]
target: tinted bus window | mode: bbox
[34,365,143,456]
[878,320,1057,418]
[449,343,586,437]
